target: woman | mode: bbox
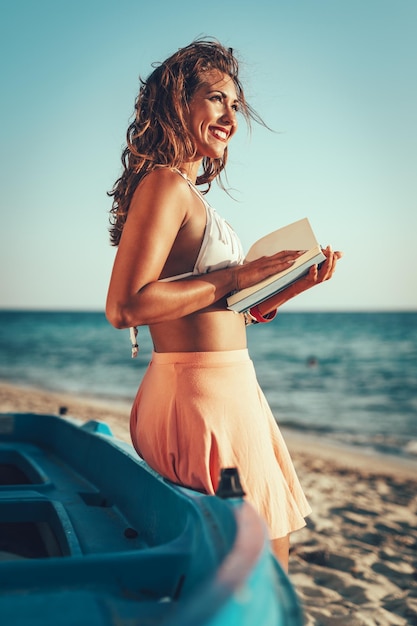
[106,40,341,571]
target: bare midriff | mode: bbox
[150,299,246,353]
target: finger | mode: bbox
[322,246,343,260]
[266,251,305,265]
[322,252,339,280]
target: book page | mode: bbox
[245,218,319,261]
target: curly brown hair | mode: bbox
[108,39,263,246]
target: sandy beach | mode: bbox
[1,381,416,625]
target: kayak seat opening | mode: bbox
[0,498,82,561]
[0,520,64,560]
[0,449,48,487]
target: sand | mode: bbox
[1,381,416,625]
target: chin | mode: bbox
[195,141,227,161]
[207,146,227,160]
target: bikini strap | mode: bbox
[171,168,210,206]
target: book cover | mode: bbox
[227,218,326,313]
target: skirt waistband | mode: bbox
[151,349,250,365]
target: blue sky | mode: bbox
[1,0,416,311]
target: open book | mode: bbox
[227,218,326,313]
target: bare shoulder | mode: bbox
[134,167,190,203]
[125,168,192,235]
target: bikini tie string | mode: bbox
[130,326,139,358]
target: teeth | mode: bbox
[211,128,228,140]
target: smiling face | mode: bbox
[186,71,239,161]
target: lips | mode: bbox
[209,126,229,141]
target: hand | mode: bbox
[249,245,343,315]
[296,245,343,291]
[234,249,306,292]
[312,245,342,282]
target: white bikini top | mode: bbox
[129,169,245,357]
[162,170,245,280]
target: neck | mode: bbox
[180,159,202,184]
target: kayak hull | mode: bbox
[0,412,303,625]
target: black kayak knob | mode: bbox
[215,467,246,499]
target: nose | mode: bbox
[219,104,237,128]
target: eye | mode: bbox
[232,103,240,112]
[210,95,222,103]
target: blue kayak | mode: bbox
[0,412,303,625]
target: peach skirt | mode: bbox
[130,349,311,539]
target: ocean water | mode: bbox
[0,310,416,460]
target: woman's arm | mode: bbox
[106,170,304,329]
[107,245,304,329]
